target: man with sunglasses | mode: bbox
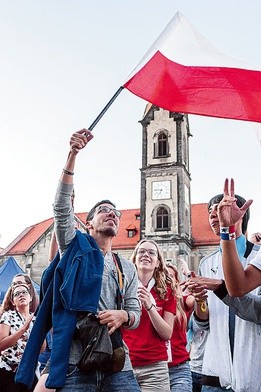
[17,129,141,392]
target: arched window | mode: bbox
[156,206,170,230]
[154,130,169,158]
[182,134,187,165]
[158,132,167,156]
[185,208,190,235]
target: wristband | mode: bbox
[146,304,155,311]
[63,169,74,176]
[220,226,235,240]
[123,311,131,327]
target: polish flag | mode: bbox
[123,11,261,123]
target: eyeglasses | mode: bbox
[137,248,158,257]
[96,205,122,218]
[13,290,29,298]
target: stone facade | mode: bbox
[139,106,197,271]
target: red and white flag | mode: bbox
[123,11,261,123]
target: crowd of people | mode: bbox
[0,130,260,392]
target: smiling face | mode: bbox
[86,203,121,237]
[135,241,160,275]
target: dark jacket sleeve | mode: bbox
[214,280,261,324]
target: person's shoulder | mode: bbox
[113,252,127,262]
[0,309,14,322]
[199,249,220,266]
[2,309,15,315]
[246,241,261,262]
[166,285,176,300]
[249,248,261,270]
[115,254,136,271]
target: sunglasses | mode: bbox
[96,205,122,218]
[13,290,29,298]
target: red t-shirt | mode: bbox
[168,295,193,366]
[123,286,176,367]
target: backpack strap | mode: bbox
[112,253,124,310]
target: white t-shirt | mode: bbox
[249,247,261,270]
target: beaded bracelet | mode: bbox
[63,169,74,176]
[220,226,236,240]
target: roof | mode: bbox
[191,203,219,246]
[0,218,54,256]
[0,210,141,256]
[0,204,218,256]
[112,209,140,249]
[143,103,153,117]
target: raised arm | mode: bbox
[53,129,93,255]
[217,178,261,296]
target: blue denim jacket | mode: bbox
[16,231,104,389]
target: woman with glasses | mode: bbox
[0,283,37,392]
[0,274,39,317]
[122,239,176,392]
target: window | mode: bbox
[185,208,190,236]
[158,132,167,156]
[154,130,169,158]
[126,225,137,238]
[127,230,136,238]
[156,207,170,230]
[182,134,187,165]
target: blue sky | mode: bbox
[0,1,261,247]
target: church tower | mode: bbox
[140,105,193,262]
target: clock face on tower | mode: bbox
[152,180,171,200]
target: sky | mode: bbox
[0,0,261,248]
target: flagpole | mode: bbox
[88,86,124,130]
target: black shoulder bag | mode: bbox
[77,253,125,373]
